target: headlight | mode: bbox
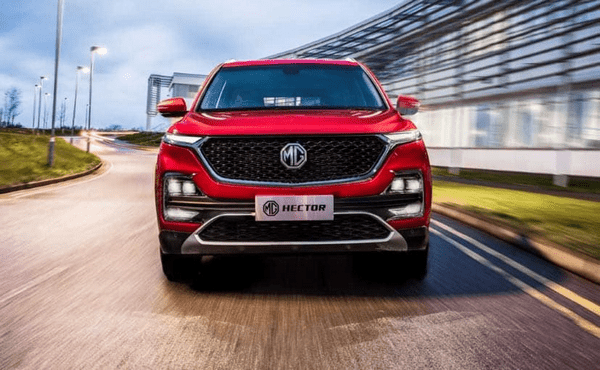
[165,176,200,197]
[163,174,202,222]
[163,133,203,146]
[384,130,422,146]
[166,178,183,196]
[385,171,424,219]
[388,173,423,194]
[181,181,198,196]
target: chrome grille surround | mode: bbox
[195,135,389,186]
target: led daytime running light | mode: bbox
[163,133,202,146]
[384,130,422,146]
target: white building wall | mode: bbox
[417,89,600,178]
[427,148,600,177]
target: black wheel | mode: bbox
[405,243,429,280]
[160,250,200,282]
[373,243,429,281]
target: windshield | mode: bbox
[198,64,386,111]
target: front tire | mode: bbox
[379,243,429,280]
[405,243,429,280]
[160,251,200,282]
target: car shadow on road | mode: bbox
[181,234,560,298]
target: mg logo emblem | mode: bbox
[263,200,279,216]
[280,143,307,169]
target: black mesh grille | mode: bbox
[200,136,386,184]
[199,214,391,242]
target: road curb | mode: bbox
[432,203,600,284]
[0,161,104,194]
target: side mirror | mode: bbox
[157,98,188,117]
[396,95,420,116]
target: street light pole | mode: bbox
[36,76,47,133]
[43,93,51,129]
[48,0,64,167]
[85,103,89,131]
[87,46,107,153]
[70,66,89,144]
[32,84,39,133]
[60,97,68,133]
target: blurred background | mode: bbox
[146,0,600,186]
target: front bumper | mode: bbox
[180,211,408,255]
[160,209,428,256]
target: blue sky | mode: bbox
[0,0,400,130]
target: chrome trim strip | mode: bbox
[201,112,226,120]
[181,211,407,253]
[168,193,422,214]
[358,110,384,119]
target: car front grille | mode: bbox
[198,214,391,243]
[199,136,387,184]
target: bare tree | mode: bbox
[3,88,22,126]
[59,98,67,133]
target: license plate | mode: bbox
[255,195,334,221]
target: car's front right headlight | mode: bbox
[163,174,203,222]
[383,130,422,147]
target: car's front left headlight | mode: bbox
[163,133,203,146]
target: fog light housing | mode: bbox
[386,171,424,219]
[165,207,199,221]
[389,202,423,218]
[163,174,203,222]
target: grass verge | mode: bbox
[118,132,163,147]
[0,132,101,187]
[432,166,600,194]
[433,180,600,260]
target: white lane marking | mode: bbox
[432,219,600,317]
[0,266,69,307]
[431,228,600,338]
[1,161,114,201]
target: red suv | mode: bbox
[155,59,431,281]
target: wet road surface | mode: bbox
[1,138,599,369]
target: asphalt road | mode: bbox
[1,138,599,369]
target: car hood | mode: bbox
[168,109,416,136]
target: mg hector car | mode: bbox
[155,59,431,281]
